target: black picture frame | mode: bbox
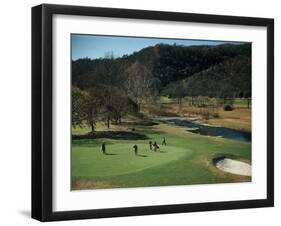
[32,4,274,222]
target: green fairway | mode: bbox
[72,123,251,190]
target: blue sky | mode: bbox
[71,34,235,60]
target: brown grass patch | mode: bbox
[207,108,251,132]
[144,103,251,132]
[72,180,114,190]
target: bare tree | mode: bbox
[72,86,89,128]
[125,61,158,111]
[72,87,102,133]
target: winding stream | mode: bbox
[155,118,251,142]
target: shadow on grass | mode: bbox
[134,127,166,138]
[73,131,148,141]
[159,150,168,153]
[104,153,118,155]
[137,154,148,157]
[121,120,159,126]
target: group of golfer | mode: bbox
[100,137,167,156]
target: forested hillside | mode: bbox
[162,55,251,99]
[72,43,251,97]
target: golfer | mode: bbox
[133,144,138,156]
[149,141,153,150]
[101,143,106,155]
[162,137,166,146]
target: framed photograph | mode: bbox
[32,4,274,221]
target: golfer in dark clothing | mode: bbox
[101,143,106,155]
[133,144,138,156]
[153,141,159,152]
[162,137,166,146]
[149,141,153,150]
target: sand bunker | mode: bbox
[215,158,251,176]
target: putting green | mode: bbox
[72,143,192,177]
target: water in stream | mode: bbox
[155,118,251,142]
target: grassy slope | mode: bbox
[72,123,251,190]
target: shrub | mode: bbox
[224,104,234,111]
[201,110,210,120]
[212,112,220,118]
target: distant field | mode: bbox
[144,97,251,132]
[158,96,251,108]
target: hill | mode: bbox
[72,42,251,98]
[162,55,251,98]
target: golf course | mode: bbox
[71,38,252,190]
[71,100,251,190]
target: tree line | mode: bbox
[72,60,159,131]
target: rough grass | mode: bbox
[207,108,251,132]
